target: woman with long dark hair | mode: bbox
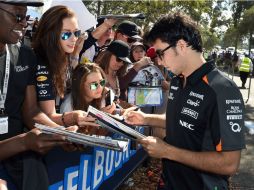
[33,5,97,128]
[61,63,115,113]
[60,63,116,134]
[96,40,151,101]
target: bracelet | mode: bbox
[61,112,68,127]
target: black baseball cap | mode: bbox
[108,40,132,64]
[117,21,142,40]
[0,0,44,7]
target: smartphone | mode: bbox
[105,90,113,106]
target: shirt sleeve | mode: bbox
[119,68,138,89]
[79,32,97,56]
[210,80,246,151]
[35,61,56,101]
[20,45,36,86]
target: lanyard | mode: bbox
[0,45,11,109]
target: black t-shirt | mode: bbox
[0,44,36,140]
[36,57,72,110]
[79,32,97,58]
[163,62,245,190]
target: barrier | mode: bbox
[47,128,147,190]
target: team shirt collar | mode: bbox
[186,61,215,86]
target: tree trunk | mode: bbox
[249,31,253,56]
[97,1,101,16]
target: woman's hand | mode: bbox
[72,110,99,128]
[70,32,88,68]
[72,32,87,56]
[101,102,116,114]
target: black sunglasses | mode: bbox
[156,44,174,60]
[90,79,106,90]
[61,30,81,40]
[0,7,26,23]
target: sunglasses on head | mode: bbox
[0,7,26,23]
[61,30,81,40]
[155,44,174,60]
[90,79,106,90]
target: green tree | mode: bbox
[172,0,213,25]
[201,27,220,50]
[238,5,254,54]
[223,1,254,49]
[223,26,239,48]
[82,0,223,51]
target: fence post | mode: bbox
[246,73,252,103]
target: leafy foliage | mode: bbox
[82,0,254,50]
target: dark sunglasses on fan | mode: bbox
[90,79,106,90]
[61,30,81,40]
[0,7,26,23]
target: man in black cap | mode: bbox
[115,20,142,46]
[107,40,132,64]
[0,1,72,190]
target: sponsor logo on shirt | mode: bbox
[37,65,46,70]
[226,106,242,114]
[168,92,174,100]
[170,85,179,91]
[37,83,49,88]
[189,91,204,100]
[37,75,47,82]
[15,65,29,72]
[187,99,200,107]
[181,107,199,119]
[37,71,49,75]
[226,114,243,120]
[39,90,47,95]
[39,94,50,98]
[229,122,241,132]
[179,120,194,130]
[226,99,241,105]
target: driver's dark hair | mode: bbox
[146,12,203,53]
